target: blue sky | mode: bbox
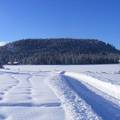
[0,0,120,48]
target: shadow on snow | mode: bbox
[63,75,120,120]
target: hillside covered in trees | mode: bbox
[0,38,119,65]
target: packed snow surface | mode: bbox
[0,64,119,120]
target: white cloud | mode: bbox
[0,41,7,46]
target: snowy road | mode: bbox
[0,65,120,120]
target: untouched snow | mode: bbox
[0,64,119,120]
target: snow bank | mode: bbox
[64,72,120,102]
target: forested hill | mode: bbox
[0,38,119,65]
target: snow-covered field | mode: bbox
[0,64,119,120]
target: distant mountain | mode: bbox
[0,38,119,65]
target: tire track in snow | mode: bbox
[0,73,20,120]
[0,71,65,120]
[0,73,34,120]
[0,102,61,107]
[47,73,101,120]
[0,74,19,102]
[0,73,33,105]
[10,73,33,101]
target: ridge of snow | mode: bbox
[64,72,120,102]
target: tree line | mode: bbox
[0,38,119,65]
